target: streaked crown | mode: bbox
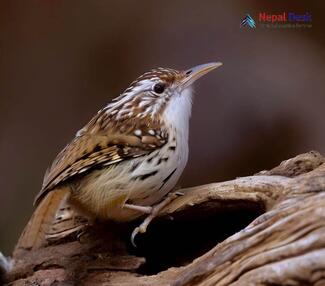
[103,63,222,121]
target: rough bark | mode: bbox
[5,151,325,285]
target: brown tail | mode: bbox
[15,187,88,253]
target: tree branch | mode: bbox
[6,151,325,285]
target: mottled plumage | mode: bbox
[24,62,222,248]
[37,115,168,204]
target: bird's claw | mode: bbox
[131,227,140,247]
[173,191,184,197]
[130,191,183,247]
[131,224,147,247]
[77,228,89,243]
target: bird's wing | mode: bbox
[34,110,168,206]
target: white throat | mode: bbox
[162,87,193,141]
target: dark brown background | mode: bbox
[0,1,324,255]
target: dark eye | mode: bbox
[153,83,165,94]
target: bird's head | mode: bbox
[105,62,222,121]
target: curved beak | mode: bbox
[180,62,223,89]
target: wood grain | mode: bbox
[6,151,325,285]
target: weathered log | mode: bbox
[5,151,325,285]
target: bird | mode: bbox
[31,62,222,247]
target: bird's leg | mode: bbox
[130,191,183,247]
[123,204,153,214]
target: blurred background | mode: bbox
[0,1,324,255]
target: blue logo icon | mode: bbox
[241,14,256,28]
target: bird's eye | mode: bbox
[153,83,165,94]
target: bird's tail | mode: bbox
[14,186,88,254]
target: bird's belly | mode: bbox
[71,143,188,222]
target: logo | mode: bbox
[240,14,256,28]
[241,12,312,29]
[258,12,312,23]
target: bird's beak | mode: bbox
[180,62,223,89]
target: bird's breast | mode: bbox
[128,127,189,205]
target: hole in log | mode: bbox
[128,200,264,275]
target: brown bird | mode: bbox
[25,62,222,248]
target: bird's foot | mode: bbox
[130,191,183,247]
[76,223,92,243]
